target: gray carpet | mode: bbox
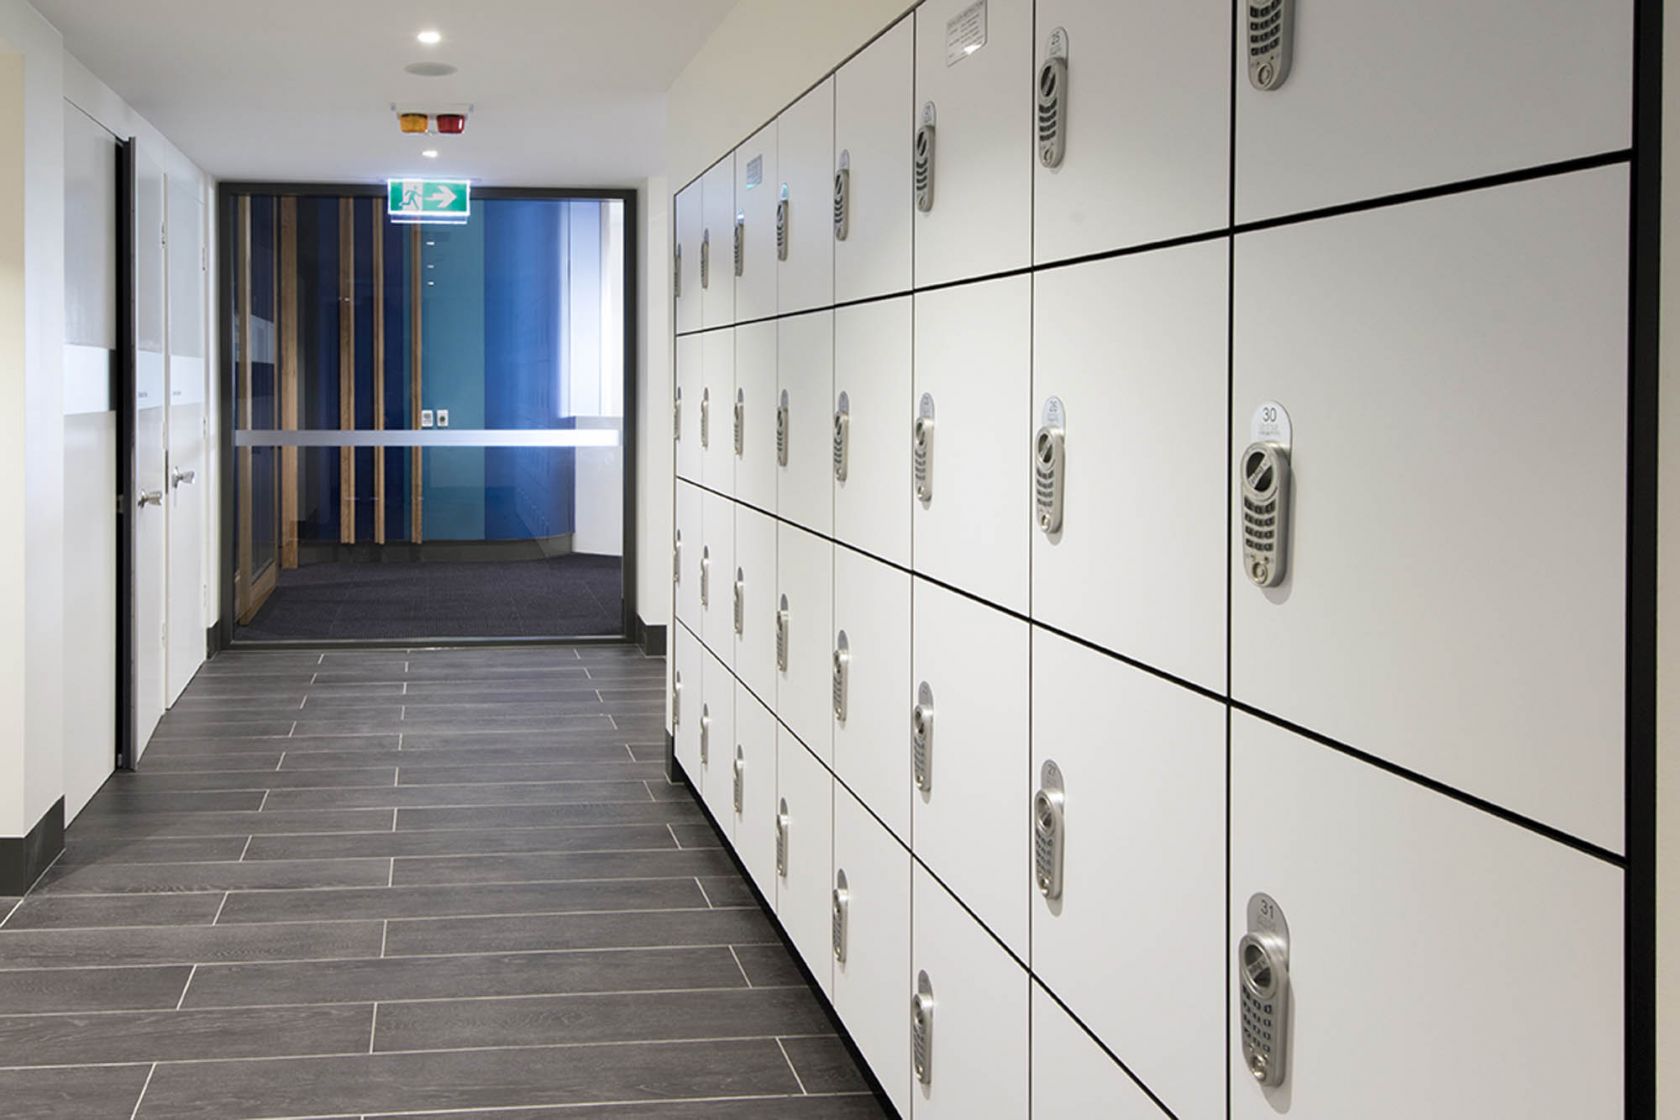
[237,554,624,641]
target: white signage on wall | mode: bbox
[946,0,987,65]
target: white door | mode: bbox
[733,125,778,325]
[674,181,704,335]
[733,320,777,513]
[776,77,835,315]
[1033,983,1166,1119]
[733,504,778,703]
[834,15,914,303]
[164,177,206,704]
[700,489,736,668]
[732,683,779,900]
[910,863,1029,1120]
[833,297,912,568]
[699,646,736,826]
[674,480,703,630]
[776,521,833,764]
[133,150,168,758]
[776,310,833,537]
[673,624,704,785]
[832,546,911,842]
[701,157,736,329]
[674,333,703,482]
[776,724,834,993]
[700,328,735,496]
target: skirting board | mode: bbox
[0,798,64,896]
[637,618,668,657]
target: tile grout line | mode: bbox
[238,836,254,862]
[0,898,20,929]
[728,945,753,988]
[695,877,714,909]
[275,752,286,771]
[380,918,389,958]
[776,1038,809,1095]
[387,858,395,887]
[174,964,198,1010]
[211,891,230,925]
[668,823,683,850]
[368,1002,379,1053]
[126,1061,156,1120]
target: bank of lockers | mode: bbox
[776,78,835,315]
[734,123,778,325]
[833,16,914,303]
[833,297,912,569]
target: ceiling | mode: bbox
[35,0,737,187]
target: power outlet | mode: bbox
[437,409,450,429]
[419,409,435,429]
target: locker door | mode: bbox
[1232,167,1628,853]
[1233,0,1632,223]
[1230,713,1622,1120]
[777,521,834,765]
[834,297,912,569]
[1032,983,1167,1120]
[776,726,834,994]
[1032,629,1225,1120]
[833,547,911,842]
[699,646,737,826]
[674,333,702,482]
[833,783,912,1118]
[700,156,736,328]
[777,78,835,315]
[912,275,1031,614]
[733,320,778,514]
[674,479,704,631]
[733,683,779,900]
[734,123,778,324]
[910,864,1029,1120]
[834,15,914,303]
[733,505,778,704]
[912,0,1033,288]
[673,622,705,785]
[1032,242,1228,693]
[700,328,735,497]
[911,579,1029,957]
[700,490,736,668]
[1033,0,1229,264]
[674,180,704,335]
[777,310,834,537]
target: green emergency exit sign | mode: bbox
[387,178,471,223]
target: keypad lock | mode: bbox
[832,631,850,723]
[1239,893,1292,1088]
[732,568,745,636]
[1034,418,1066,536]
[672,531,681,585]
[1247,0,1293,91]
[1240,441,1291,588]
[733,389,745,458]
[776,595,790,672]
[699,546,711,609]
[775,798,790,877]
[733,213,745,277]
[911,682,934,793]
[1036,28,1069,169]
[672,671,682,728]
[732,744,745,814]
[833,394,851,483]
[700,387,711,449]
[776,390,790,468]
[914,103,937,214]
[776,185,789,262]
[699,703,711,766]
[1033,760,1066,900]
[833,153,851,241]
[911,971,935,1086]
[913,394,935,505]
[832,869,850,963]
[673,242,682,298]
[673,385,682,442]
[700,229,710,289]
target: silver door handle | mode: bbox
[171,467,196,488]
[137,489,164,508]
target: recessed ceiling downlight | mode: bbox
[416,29,442,45]
[405,61,457,78]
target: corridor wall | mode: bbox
[669,1,1652,1116]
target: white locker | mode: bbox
[733,683,780,901]
[1233,0,1632,223]
[733,320,778,514]
[700,156,736,328]
[673,622,705,786]
[833,783,912,1118]
[776,725,834,995]
[833,297,912,568]
[1033,0,1229,264]
[733,505,778,704]
[1031,242,1228,692]
[734,123,779,324]
[674,480,704,631]
[912,0,1033,288]
[777,310,834,537]
[833,546,912,842]
[700,328,735,497]
[1032,983,1167,1120]
[910,863,1029,1120]
[673,180,704,335]
[777,521,834,765]
[674,333,702,483]
[1230,713,1622,1120]
[911,579,1030,957]
[1032,629,1226,1120]
[700,489,736,668]
[912,275,1031,614]
[1232,167,1628,853]
[834,15,914,303]
[777,78,835,315]
[699,646,736,826]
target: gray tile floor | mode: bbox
[0,646,887,1120]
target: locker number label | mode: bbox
[1250,401,1292,453]
[745,155,764,189]
[946,0,987,65]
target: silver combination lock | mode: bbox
[673,242,682,298]
[1036,29,1069,169]
[700,228,710,289]
[699,545,710,608]
[775,595,790,672]
[914,103,937,213]
[833,152,851,241]
[1247,0,1293,91]
[1239,893,1292,1088]
[776,185,789,261]
[911,682,934,793]
[776,799,790,877]
[911,971,935,1086]
[732,744,745,814]
[700,387,710,449]
[673,385,682,442]
[732,212,745,277]
[733,389,744,457]
[672,670,682,728]
[1240,440,1291,588]
[699,703,711,766]
[1033,760,1066,900]
[833,393,850,482]
[776,390,790,468]
[913,394,935,504]
[732,568,744,636]
[832,631,850,723]
[672,530,681,585]
[832,869,850,963]
[1034,405,1066,536]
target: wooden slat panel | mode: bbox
[278,197,299,569]
[373,209,386,545]
[338,197,356,545]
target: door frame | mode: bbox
[214,183,640,650]
[115,136,137,769]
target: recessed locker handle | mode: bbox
[911,971,935,1086]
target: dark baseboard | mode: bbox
[0,798,64,896]
[205,621,224,661]
[636,618,668,657]
[297,535,578,565]
[664,731,676,784]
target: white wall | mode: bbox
[636,176,670,628]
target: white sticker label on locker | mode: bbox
[1250,401,1293,453]
[745,156,764,189]
[945,0,987,65]
[1041,396,1066,430]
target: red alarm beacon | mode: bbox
[436,113,467,135]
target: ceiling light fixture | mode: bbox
[417,29,442,45]
[422,149,439,159]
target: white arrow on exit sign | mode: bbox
[387,178,472,223]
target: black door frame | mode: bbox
[115,136,138,769]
